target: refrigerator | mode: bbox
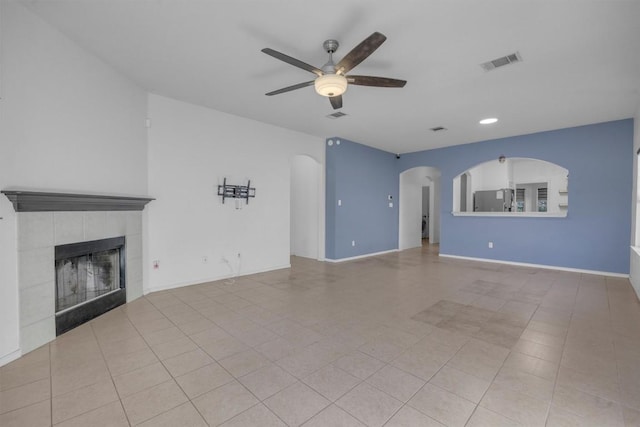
[473,189,514,212]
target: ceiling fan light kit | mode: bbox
[262,32,406,109]
[314,74,348,97]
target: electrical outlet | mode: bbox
[352,240,356,246]
[488,242,493,249]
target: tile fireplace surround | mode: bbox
[2,191,153,354]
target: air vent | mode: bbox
[480,52,522,71]
[326,112,347,119]
[430,126,447,132]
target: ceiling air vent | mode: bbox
[430,126,447,132]
[480,52,522,71]
[326,112,347,119]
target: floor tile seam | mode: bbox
[511,337,562,364]
[50,380,122,425]
[266,385,332,427]
[547,383,624,423]
[100,322,180,410]
[0,368,52,393]
[363,365,426,405]
[160,349,218,380]
[302,373,363,403]
[332,393,392,427]
[0,400,51,425]
[397,344,474,408]
[406,381,478,426]
[606,288,629,408]
[546,310,584,426]
[502,352,561,385]
[121,379,188,426]
[128,307,186,356]
[225,400,287,427]
[0,353,51,375]
[54,399,131,427]
[207,316,264,341]
[101,348,162,380]
[52,327,112,381]
[0,382,52,416]
[90,327,135,427]
[462,340,532,426]
[148,334,200,362]
[554,370,625,407]
[132,391,205,426]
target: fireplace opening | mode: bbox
[55,236,126,335]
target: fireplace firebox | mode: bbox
[55,236,126,335]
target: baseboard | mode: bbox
[439,253,629,278]
[325,249,399,263]
[144,263,292,294]
[0,348,21,367]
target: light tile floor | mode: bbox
[2,244,640,426]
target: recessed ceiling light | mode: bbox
[479,118,498,125]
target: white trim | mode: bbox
[629,246,640,300]
[325,249,399,263]
[439,253,629,278]
[0,348,21,368]
[451,211,567,218]
[144,263,291,294]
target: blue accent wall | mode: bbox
[398,119,634,274]
[325,120,633,273]
[325,138,399,260]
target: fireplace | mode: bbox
[2,190,153,354]
[55,236,126,335]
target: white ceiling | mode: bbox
[22,0,640,154]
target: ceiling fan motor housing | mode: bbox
[323,39,339,54]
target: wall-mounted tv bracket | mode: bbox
[217,178,256,205]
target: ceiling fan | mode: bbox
[262,32,407,110]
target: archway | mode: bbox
[399,166,441,250]
[290,155,323,259]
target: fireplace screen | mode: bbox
[55,249,119,312]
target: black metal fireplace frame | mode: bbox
[54,236,126,335]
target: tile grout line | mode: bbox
[544,277,578,425]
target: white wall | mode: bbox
[630,106,640,299]
[0,2,148,364]
[146,95,323,292]
[468,160,510,191]
[291,155,321,259]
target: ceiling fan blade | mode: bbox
[347,75,407,88]
[335,32,387,75]
[261,48,323,76]
[265,81,315,96]
[329,95,343,109]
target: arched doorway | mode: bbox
[399,166,441,250]
[290,155,324,259]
